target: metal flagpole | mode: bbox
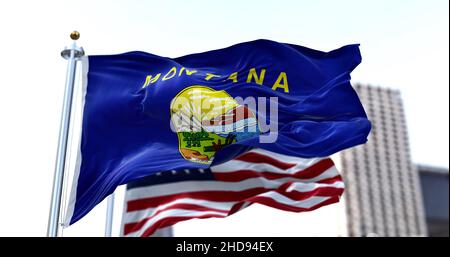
[104,193,115,237]
[47,31,85,237]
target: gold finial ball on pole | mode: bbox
[70,31,80,40]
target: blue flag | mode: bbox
[64,39,371,225]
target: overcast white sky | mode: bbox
[0,0,448,236]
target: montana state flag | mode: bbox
[64,39,371,226]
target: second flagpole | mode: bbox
[105,193,115,237]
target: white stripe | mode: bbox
[249,148,327,163]
[285,181,345,193]
[124,209,227,237]
[125,166,338,201]
[255,191,333,209]
[238,201,252,211]
[299,166,340,182]
[123,198,237,223]
[211,157,325,175]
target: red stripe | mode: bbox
[287,158,335,179]
[317,175,343,184]
[124,203,229,235]
[214,158,335,182]
[234,152,298,170]
[281,186,344,200]
[228,202,245,215]
[274,178,342,192]
[248,195,341,213]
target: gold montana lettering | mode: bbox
[141,67,290,93]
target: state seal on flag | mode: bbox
[170,86,260,164]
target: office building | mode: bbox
[339,84,427,236]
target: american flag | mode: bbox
[121,148,344,237]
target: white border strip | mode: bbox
[62,56,89,226]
